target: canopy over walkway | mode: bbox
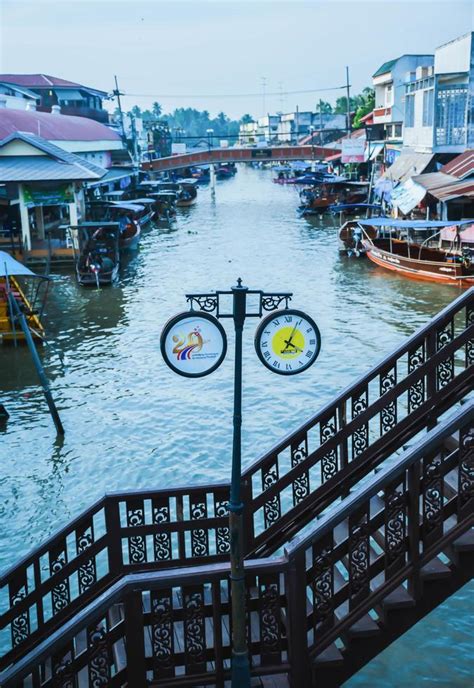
[1,288,473,687]
[142,145,338,173]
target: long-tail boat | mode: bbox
[0,251,48,343]
[71,223,120,287]
[340,218,474,284]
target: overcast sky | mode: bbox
[0,0,472,119]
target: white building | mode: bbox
[403,32,474,154]
[372,54,434,141]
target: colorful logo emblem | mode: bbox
[172,327,204,360]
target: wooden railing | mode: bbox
[1,402,472,687]
[1,288,473,672]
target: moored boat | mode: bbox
[0,251,48,343]
[342,218,474,285]
[71,223,120,287]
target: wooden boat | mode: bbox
[146,191,178,221]
[344,218,474,285]
[215,163,237,179]
[0,251,48,343]
[86,202,142,249]
[72,223,120,287]
[139,180,198,207]
[298,181,369,216]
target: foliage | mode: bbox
[353,88,375,129]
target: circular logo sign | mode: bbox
[254,309,321,375]
[160,311,227,378]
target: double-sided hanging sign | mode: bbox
[160,311,227,378]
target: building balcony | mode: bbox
[373,106,393,124]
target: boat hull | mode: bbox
[0,276,44,343]
[366,245,474,285]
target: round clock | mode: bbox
[161,311,227,378]
[254,309,321,375]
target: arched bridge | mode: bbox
[142,145,338,173]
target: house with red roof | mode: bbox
[0,74,109,123]
[0,107,122,171]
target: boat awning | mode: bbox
[56,89,84,101]
[382,152,434,183]
[355,218,474,229]
[440,223,474,244]
[0,250,41,277]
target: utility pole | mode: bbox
[319,98,324,146]
[345,66,352,136]
[113,75,126,143]
[261,76,267,117]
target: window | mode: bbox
[435,86,468,145]
[422,89,434,126]
[385,84,393,106]
[394,123,402,137]
[405,95,415,127]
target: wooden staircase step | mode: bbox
[443,433,459,453]
[313,642,344,667]
[420,557,451,581]
[345,614,380,638]
[381,586,415,611]
[452,529,474,552]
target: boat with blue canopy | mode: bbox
[339,218,474,284]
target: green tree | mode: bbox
[317,100,333,114]
[353,88,375,129]
[240,113,254,124]
[152,101,162,118]
[129,105,141,118]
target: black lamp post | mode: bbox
[183,279,292,687]
[309,125,315,169]
[206,127,214,152]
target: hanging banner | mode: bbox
[391,178,426,215]
[341,137,365,163]
[23,185,74,207]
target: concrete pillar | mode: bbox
[34,206,45,240]
[210,164,216,198]
[73,184,86,222]
[18,184,32,251]
[68,201,78,227]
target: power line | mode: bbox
[121,84,349,99]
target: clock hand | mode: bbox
[282,320,300,351]
[283,340,303,352]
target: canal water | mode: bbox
[0,166,472,684]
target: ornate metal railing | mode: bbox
[1,288,473,672]
[242,288,473,556]
[283,399,474,687]
[2,403,472,687]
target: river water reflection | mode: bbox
[0,166,472,684]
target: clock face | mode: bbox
[161,311,227,378]
[255,309,321,375]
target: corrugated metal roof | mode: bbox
[441,150,474,179]
[411,172,458,191]
[56,89,84,101]
[0,109,119,142]
[382,152,434,183]
[0,156,105,182]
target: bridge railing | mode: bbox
[1,289,472,671]
[2,402,472,687]
[243,287,473,557]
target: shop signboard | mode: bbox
[341,137,365,163]
[23,185,74,207]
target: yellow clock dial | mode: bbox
[255,309,321,376]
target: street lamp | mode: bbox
[160,280,321,687]
[206,127,214,152]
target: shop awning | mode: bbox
[412,172,474,201]
[440,223,474,243]
[365,143,384,161]
[441,150,474,179]
[87,167,137,187]
[0,250,40,277]
[56,89,84,101]
[325,152,341,162]
[382,152,434,183]
[390,178,426,215]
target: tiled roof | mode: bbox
[373,59,398,77]
[441,150,474,179]
[0,132,106,181]
[0,108,119,142]
[0,74,107,95]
